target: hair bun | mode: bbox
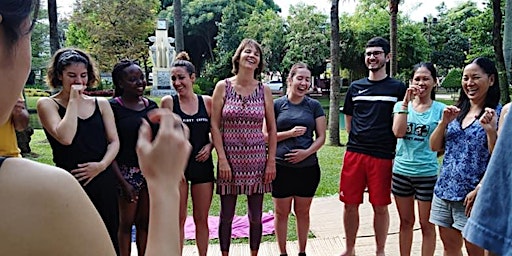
[175,52,190,61]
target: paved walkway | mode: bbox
[131,193,470,255]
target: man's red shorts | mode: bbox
[339,151,392,206]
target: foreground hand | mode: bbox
[285,149,309,164]
[264,162,276,184]
[464,187,479,217]
[195,143,213,162]
[137,109,191,186]
[71,162,104,186]
[479,107,497,132]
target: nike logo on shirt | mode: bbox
[358,89,369,94]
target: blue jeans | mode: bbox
[462,110,512,255]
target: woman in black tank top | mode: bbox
[36,48,120,254]
[110,60,158,256]
[161,52,214,256]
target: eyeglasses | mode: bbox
[365,51,385,57]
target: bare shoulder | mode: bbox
[161,95,174,109]
[212,80,227,99]
[96,96,111,108]
[202,95,212,104]
[0,158,115,255]
[36,96,56,110]
[502,102,511,114]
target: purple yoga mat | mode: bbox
[184,212,275,240]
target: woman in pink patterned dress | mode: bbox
[211,38,277,256]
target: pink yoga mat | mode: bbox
[184,212,275,240]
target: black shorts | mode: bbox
[391,172,437,201]
[272,163,321,198]
[185,159,215,185]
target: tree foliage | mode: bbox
[282,4,329,77]
[67,0,160,71]
[244,8,287,75]
[441,68,463,92]
[338,5,429,81]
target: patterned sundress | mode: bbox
[216,79,271,195]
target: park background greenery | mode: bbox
[23,0,510,244]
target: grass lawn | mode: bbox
[26,128,348,244]
[23,93,452,245]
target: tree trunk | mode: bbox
[329,0,342,146]
[48,0,60,54]
[389,0,399,77]
[492,0,511,104]
[173,0,185,53]
[504,0,512,90]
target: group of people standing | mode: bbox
[1,1,510,253]
[339,36,505,256]
[30,38,325,256]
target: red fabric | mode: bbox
[339,151,392,205]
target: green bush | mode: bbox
[25,84,48,90]
[195,77,215,95]
[441,68,463,93]
[193,84,203,94]
[24,88,50,97]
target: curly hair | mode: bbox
[46,48,99,89]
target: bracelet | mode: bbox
[397,110,409,114]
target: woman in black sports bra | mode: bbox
[36,48,120,253]
[161,52,214,256]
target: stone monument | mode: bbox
[149,18,176,96]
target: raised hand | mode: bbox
[137,109,191,185]
[478,107,497,133]
[70,84,85,101]
[440,106,460,125]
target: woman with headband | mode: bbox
[37,48,120,253]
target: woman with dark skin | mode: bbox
[161,52,214,256]
[0,2,189,255]
[110,60,158,256]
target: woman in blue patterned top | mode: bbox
[392,63,445,256]
[429,57,501,256]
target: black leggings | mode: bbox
[219,193,264,252]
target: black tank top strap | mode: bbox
[172,94,181,115]
[0,157,5,168]
[196,94,206,114]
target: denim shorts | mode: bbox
[429,194,468,231]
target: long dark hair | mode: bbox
[0,0,39,49]
[456,57,501,123]
[410,62,437,100]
